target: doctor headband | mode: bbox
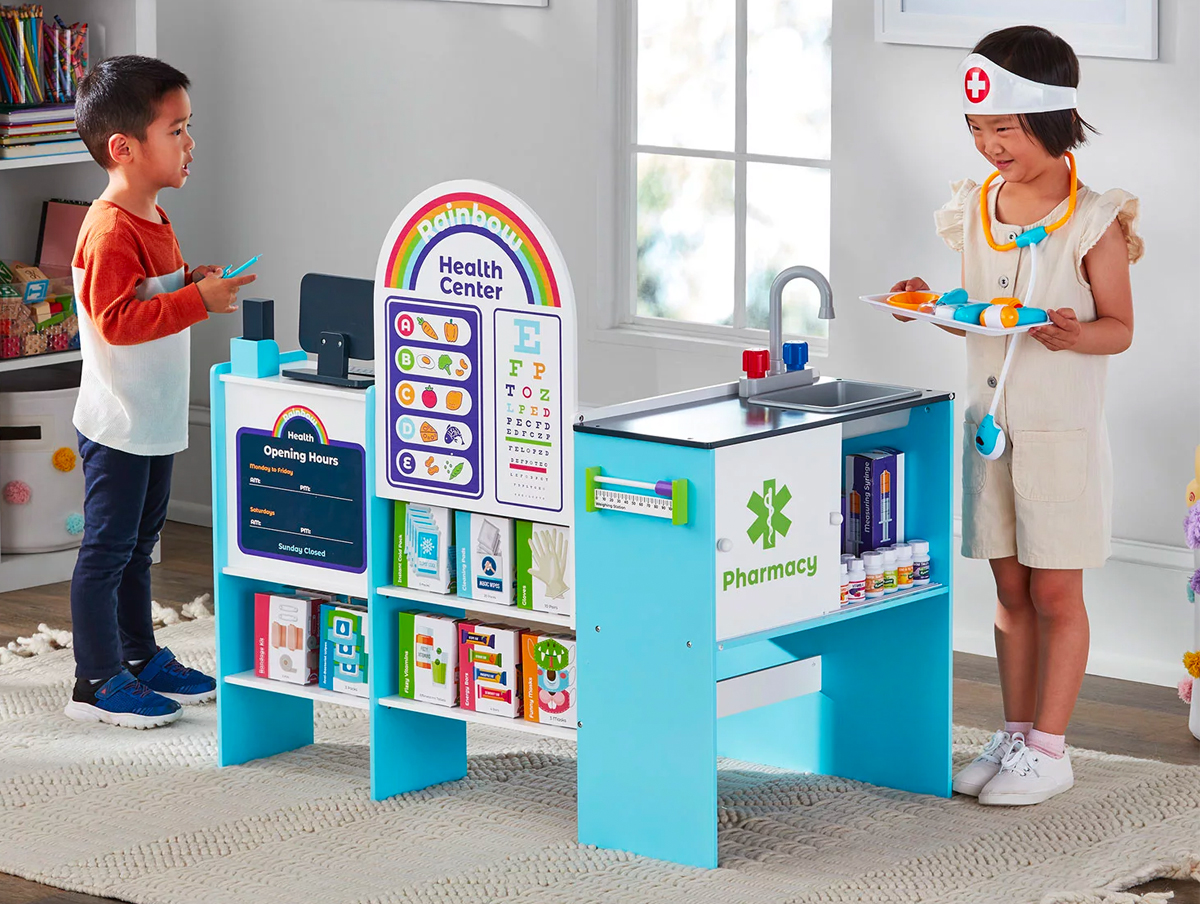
[959,53,1077,115]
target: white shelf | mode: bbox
[378,694,577,740]
[224,670,370,710]
[0,350,81,374]
[0,151,92,172]
[376,584,574,631]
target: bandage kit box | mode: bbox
[456,511,515,605]
[844,448,905,554]
[515,522,573,617]
[318,602,369,698]
[522,633,577,729]
[394,500,456,594]
[397,611,459,707]
[459,621,522,718]
[254,592,324,685]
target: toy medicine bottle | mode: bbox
[909,539,931,585]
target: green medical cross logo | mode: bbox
[747,479,792,550]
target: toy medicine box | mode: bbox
[522,633,577,729]
[459,622,522,718]
[515,522,573,617]
[318,603,369,698]
[456,511,515,605]
[397,611,459,707]
[844,449,905,555]
[254,592,324,685]
[394,500,456,594]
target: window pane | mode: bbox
[747,0,831,160]
[746,163,830,336]
[637,153,735,325]
[637,1,735,152]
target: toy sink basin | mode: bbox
[748,378,922,414]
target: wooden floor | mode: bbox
[0,521,1196,904]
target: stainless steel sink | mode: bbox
[748,379,922,414]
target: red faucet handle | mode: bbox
[742,348,771,380]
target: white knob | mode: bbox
[716,538,733,552]
[830,512,844,526]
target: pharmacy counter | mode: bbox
[573,379,955,868]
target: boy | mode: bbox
[63,56,254,729]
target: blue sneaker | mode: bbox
[129,647,216,705]
[64,670,182,729]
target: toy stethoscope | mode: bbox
[973,151,1078,460]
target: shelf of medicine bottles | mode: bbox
[717,583,946,652]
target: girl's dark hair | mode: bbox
[76,55,190,169]
[971,26,1096,157]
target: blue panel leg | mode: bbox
[575,434,719,868]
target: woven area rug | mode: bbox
[2,618,1198,904]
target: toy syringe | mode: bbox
[584,467,689,526]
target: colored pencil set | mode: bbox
[0,6,87,105]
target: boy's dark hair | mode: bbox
[971,26,1096,157]
[76,55,190,169]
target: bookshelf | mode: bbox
[0,0,156,592]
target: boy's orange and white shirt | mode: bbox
[72,200,208,456]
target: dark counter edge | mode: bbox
[573,389,956,450]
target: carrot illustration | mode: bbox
[416,316,438,340]
[444,319,459,343]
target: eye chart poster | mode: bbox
[374,181,577,524]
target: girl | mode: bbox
[893,26,1142,805]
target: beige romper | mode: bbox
[935,179,1143,570]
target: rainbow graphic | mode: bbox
[385,192,561,307]
[273,406,329,444]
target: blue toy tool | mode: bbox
[224,255,261,278]
[936,288,969,306]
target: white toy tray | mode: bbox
[860,294,1042,337]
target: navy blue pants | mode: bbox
[70,431,174,679]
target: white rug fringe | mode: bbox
[0,593,212,666]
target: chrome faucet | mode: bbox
[768,266,834,376]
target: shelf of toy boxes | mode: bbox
[211,347,578,803]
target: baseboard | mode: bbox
[954,627,1187,689]
[167,499,212,527]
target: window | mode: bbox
[625,0,832,340]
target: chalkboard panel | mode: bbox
[235,416,366,573]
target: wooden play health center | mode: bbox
[211,180,955,869]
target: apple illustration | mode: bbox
[422,386,437,408]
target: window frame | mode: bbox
[612,0,833,350]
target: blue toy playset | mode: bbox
[211,179,956,870]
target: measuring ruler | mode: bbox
[584,467,689,526]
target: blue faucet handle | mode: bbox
[782,341,809,372]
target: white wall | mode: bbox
[584,1,1199,686]
[156,0,599,520]
[160,0,1197,685]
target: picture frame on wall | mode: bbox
[431,0,547,6]
[875,0,1158,60]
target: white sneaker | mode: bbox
[953,730,1016,796]
[978,738,1073,806]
